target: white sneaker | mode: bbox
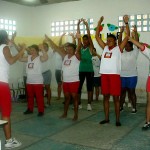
[123,103,126,107]
[78,104,82,109]
[5,138,22,149]
[87,104,92,111]
[128,102,132,108]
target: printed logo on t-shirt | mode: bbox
[64,60,71,66]
[28,63,34,69]
[104,52,112,58]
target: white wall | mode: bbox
[0,0,150,101]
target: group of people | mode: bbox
[0,14,150,149]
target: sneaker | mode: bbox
[142,122,150,130]
[123,103,126,107]
[37,112,44,117]
[45,104,50,108]
[23,109,33,115]
[78,104,82,109]
[131,109,137,114]
[87,104,92,111]
[5,138,22,149]
[128,102,132,108]
[120,107,124,112]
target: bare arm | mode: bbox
[75,31,82,60]
[59,33,66,46]
[82,18,94,50]
[131,25,139,42]
[123,15,130,37]
[69,33,76,45]
[128,36,144,50]
[95,16,106,49]
[119,15,130,52]
[118,26,124,45]
[45,34,66,58]
[3,45,26,65]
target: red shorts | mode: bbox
[0,82,11,117]
[146,76,150,92]
[63,81,80,93]
[101,74,121,96]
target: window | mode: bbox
[118,14,150,32]
[51,18,94,36]
[0,18,16,35]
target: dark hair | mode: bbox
[0,30,8,45]
[30,44,39,53]
[128,41,133,48]
[66,43,76,50]
[107,34,117,41]
[83,34,88,39]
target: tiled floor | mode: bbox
[0,97,150,150]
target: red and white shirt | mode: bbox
[100,46,121,74]
[62,55,80,82]
[26,55,43,84]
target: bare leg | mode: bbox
[146,92,150,123]
[113,96,121,125]
[57,82,62,100]
[128,88,137,110]
[2,117,11,140]
[45,84,51,105]
[95,87,100,101]
[60,93,70,118]
[120,88,127,109]
[103,94,110,121]
[72,93,78,121]
[88,91,93,104]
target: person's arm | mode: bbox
[3,44,26,65]
[123,15,130,37]
[10,31,21,52]
[131,25,139,42]
[69,33,76,45]
[82,18,94,51]
[118,26,124,45]
[75,30,82,60]
[59,33,66,47]
[119,15,130,52]
[45,34,66,58]
[95,16,106,49]
[128,36,144,50]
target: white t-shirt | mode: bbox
[62,55,80,82]
[26,55,43,84]
[92,56,101,77]
[54,52,63,70]
[100,46,121,74]
[121,48,139,77]
[0,44,9,83]
[39,48,54,73]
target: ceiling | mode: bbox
[2,0,81,7]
